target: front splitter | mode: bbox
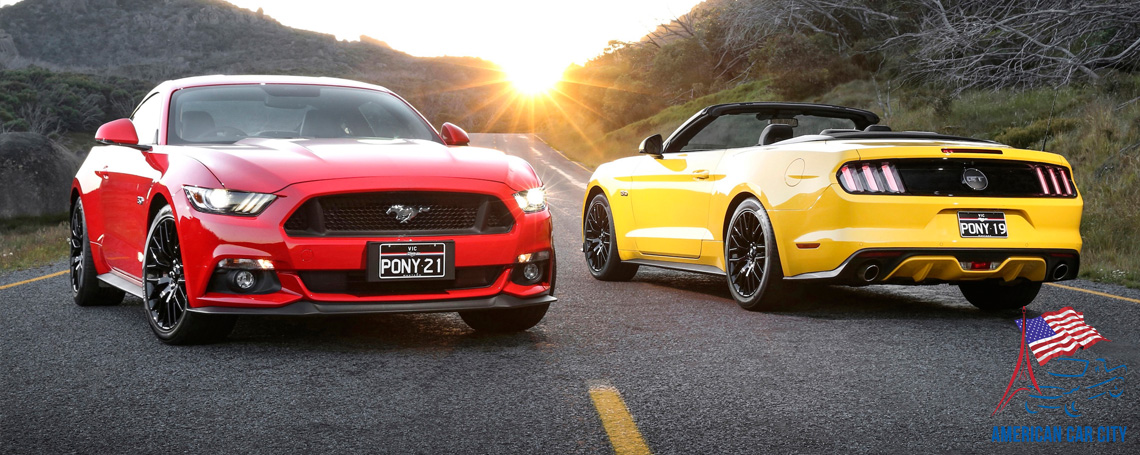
[187,293,556,316]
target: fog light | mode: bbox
[233,270,256,290]
[523,263,541,281]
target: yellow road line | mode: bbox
[0,270,67,291]
[589,384,652,455]
[1046,282,1140,304]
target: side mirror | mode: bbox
[440,122,470,146]
[94,118,150,151]
[639,134,663,156]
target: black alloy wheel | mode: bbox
[724,198,786,310]
[145,210,187,332]
[69,203,84,292]
[70,200,125,306]
[143,206,235,344]
[583,193,638,281]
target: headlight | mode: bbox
[513,187,546,213]
[184,186,276,216]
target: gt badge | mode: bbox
[386,205,431,223]
[962,168,988,191]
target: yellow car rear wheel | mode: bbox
[725,198,789,310]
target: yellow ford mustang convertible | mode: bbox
[582,102,1082,311]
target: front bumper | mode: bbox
[172,176,555,311]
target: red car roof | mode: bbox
[154,75,392,93]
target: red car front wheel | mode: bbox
[143,205,235,344]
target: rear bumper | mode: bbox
[187,292,556,315]
[771,186,1083,277]
[784,248,1079,285]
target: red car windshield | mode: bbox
[167,84,440,144]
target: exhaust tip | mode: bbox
[1052,263,1069,281]
[859,263,880,282]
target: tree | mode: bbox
[884,0,1140,91]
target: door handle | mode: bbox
[95,166,110,179]
[692,170,710,180]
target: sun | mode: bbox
[505,63,564,95]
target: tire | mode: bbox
[583,193,638,281]
[70,199,125,306]
[724,198,788,311]
[959,280,1042,311]
[459,304,549,333]
[143,206,235,344]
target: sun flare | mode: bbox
[505,64,564,95]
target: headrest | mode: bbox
[759,124,794,146]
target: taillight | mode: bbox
[1032,164,1076,197]
[837,161,907,194]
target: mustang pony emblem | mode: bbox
[386,205,431,223]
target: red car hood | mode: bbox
[174,138,526,193]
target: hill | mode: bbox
[0,0,510,129]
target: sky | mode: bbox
[0,0,703,82]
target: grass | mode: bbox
[542,75,1140,288]
[0,214,70,274]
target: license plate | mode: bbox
[366,242,455,281]
[958,211,1007,238]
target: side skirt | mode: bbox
[624,258,726,276]
[96,272,144,298]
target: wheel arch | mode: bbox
[583,185,607,221]
[720,191,756,244]
[582,184,608,247]
[147,192,170,228]
[720,187,791,274]
[69,187,81,211]
[721,189,769,241]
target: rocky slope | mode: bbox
[0,0,507,128]
[0,132,80,218]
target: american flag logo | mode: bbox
[992,306,1113,415]
[1016,307,1109,366]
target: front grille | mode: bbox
[284,191,515,236]
[298,266,504,296]
[837,159,1077,198]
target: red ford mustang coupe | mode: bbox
[70,75,556,344]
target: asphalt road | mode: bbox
[2,133,1137,454]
